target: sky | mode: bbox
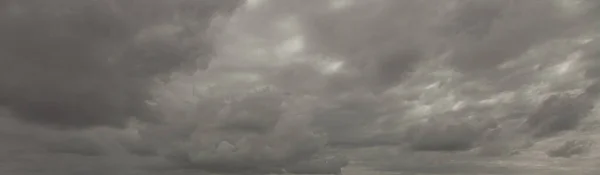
[0,0,600,174]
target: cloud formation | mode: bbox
[0,0,241,129]
[2,0,600,174]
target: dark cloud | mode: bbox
[124,86,348,174]
[447,0,575,74]
[405,119,480,152]
[298,0,582,91]
[444,0,507,39]
[296,0,596,149]
[213,89,284,134]
[299,1,434,92]
[525,93,595,138]
[311,93,383,143]
[582,39,600,79]
[119,139,158,157]
[283,155,349,174]
[0,0,241,129]
[2,0,600,174]
[45,136,107,156]
[546,139,594,158]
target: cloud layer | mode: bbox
[1,0,600,174]
[0,0,241,129]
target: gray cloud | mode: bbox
[299,1,438,92]
[2,0,600,174]
[137,87,348,174]
[546,139,594,158]
[406,120,480,151]
[45,136,108,156]
[298,0,596,147]
[447,0,574,73]
[0,0,241,129]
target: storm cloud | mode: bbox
[0,0,241,129]
[1,0,600,175]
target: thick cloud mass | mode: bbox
[0,0,241,129]
[1,0,600,175]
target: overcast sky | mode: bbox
[1,0,600,174]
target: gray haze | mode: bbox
[0,0,600,175]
